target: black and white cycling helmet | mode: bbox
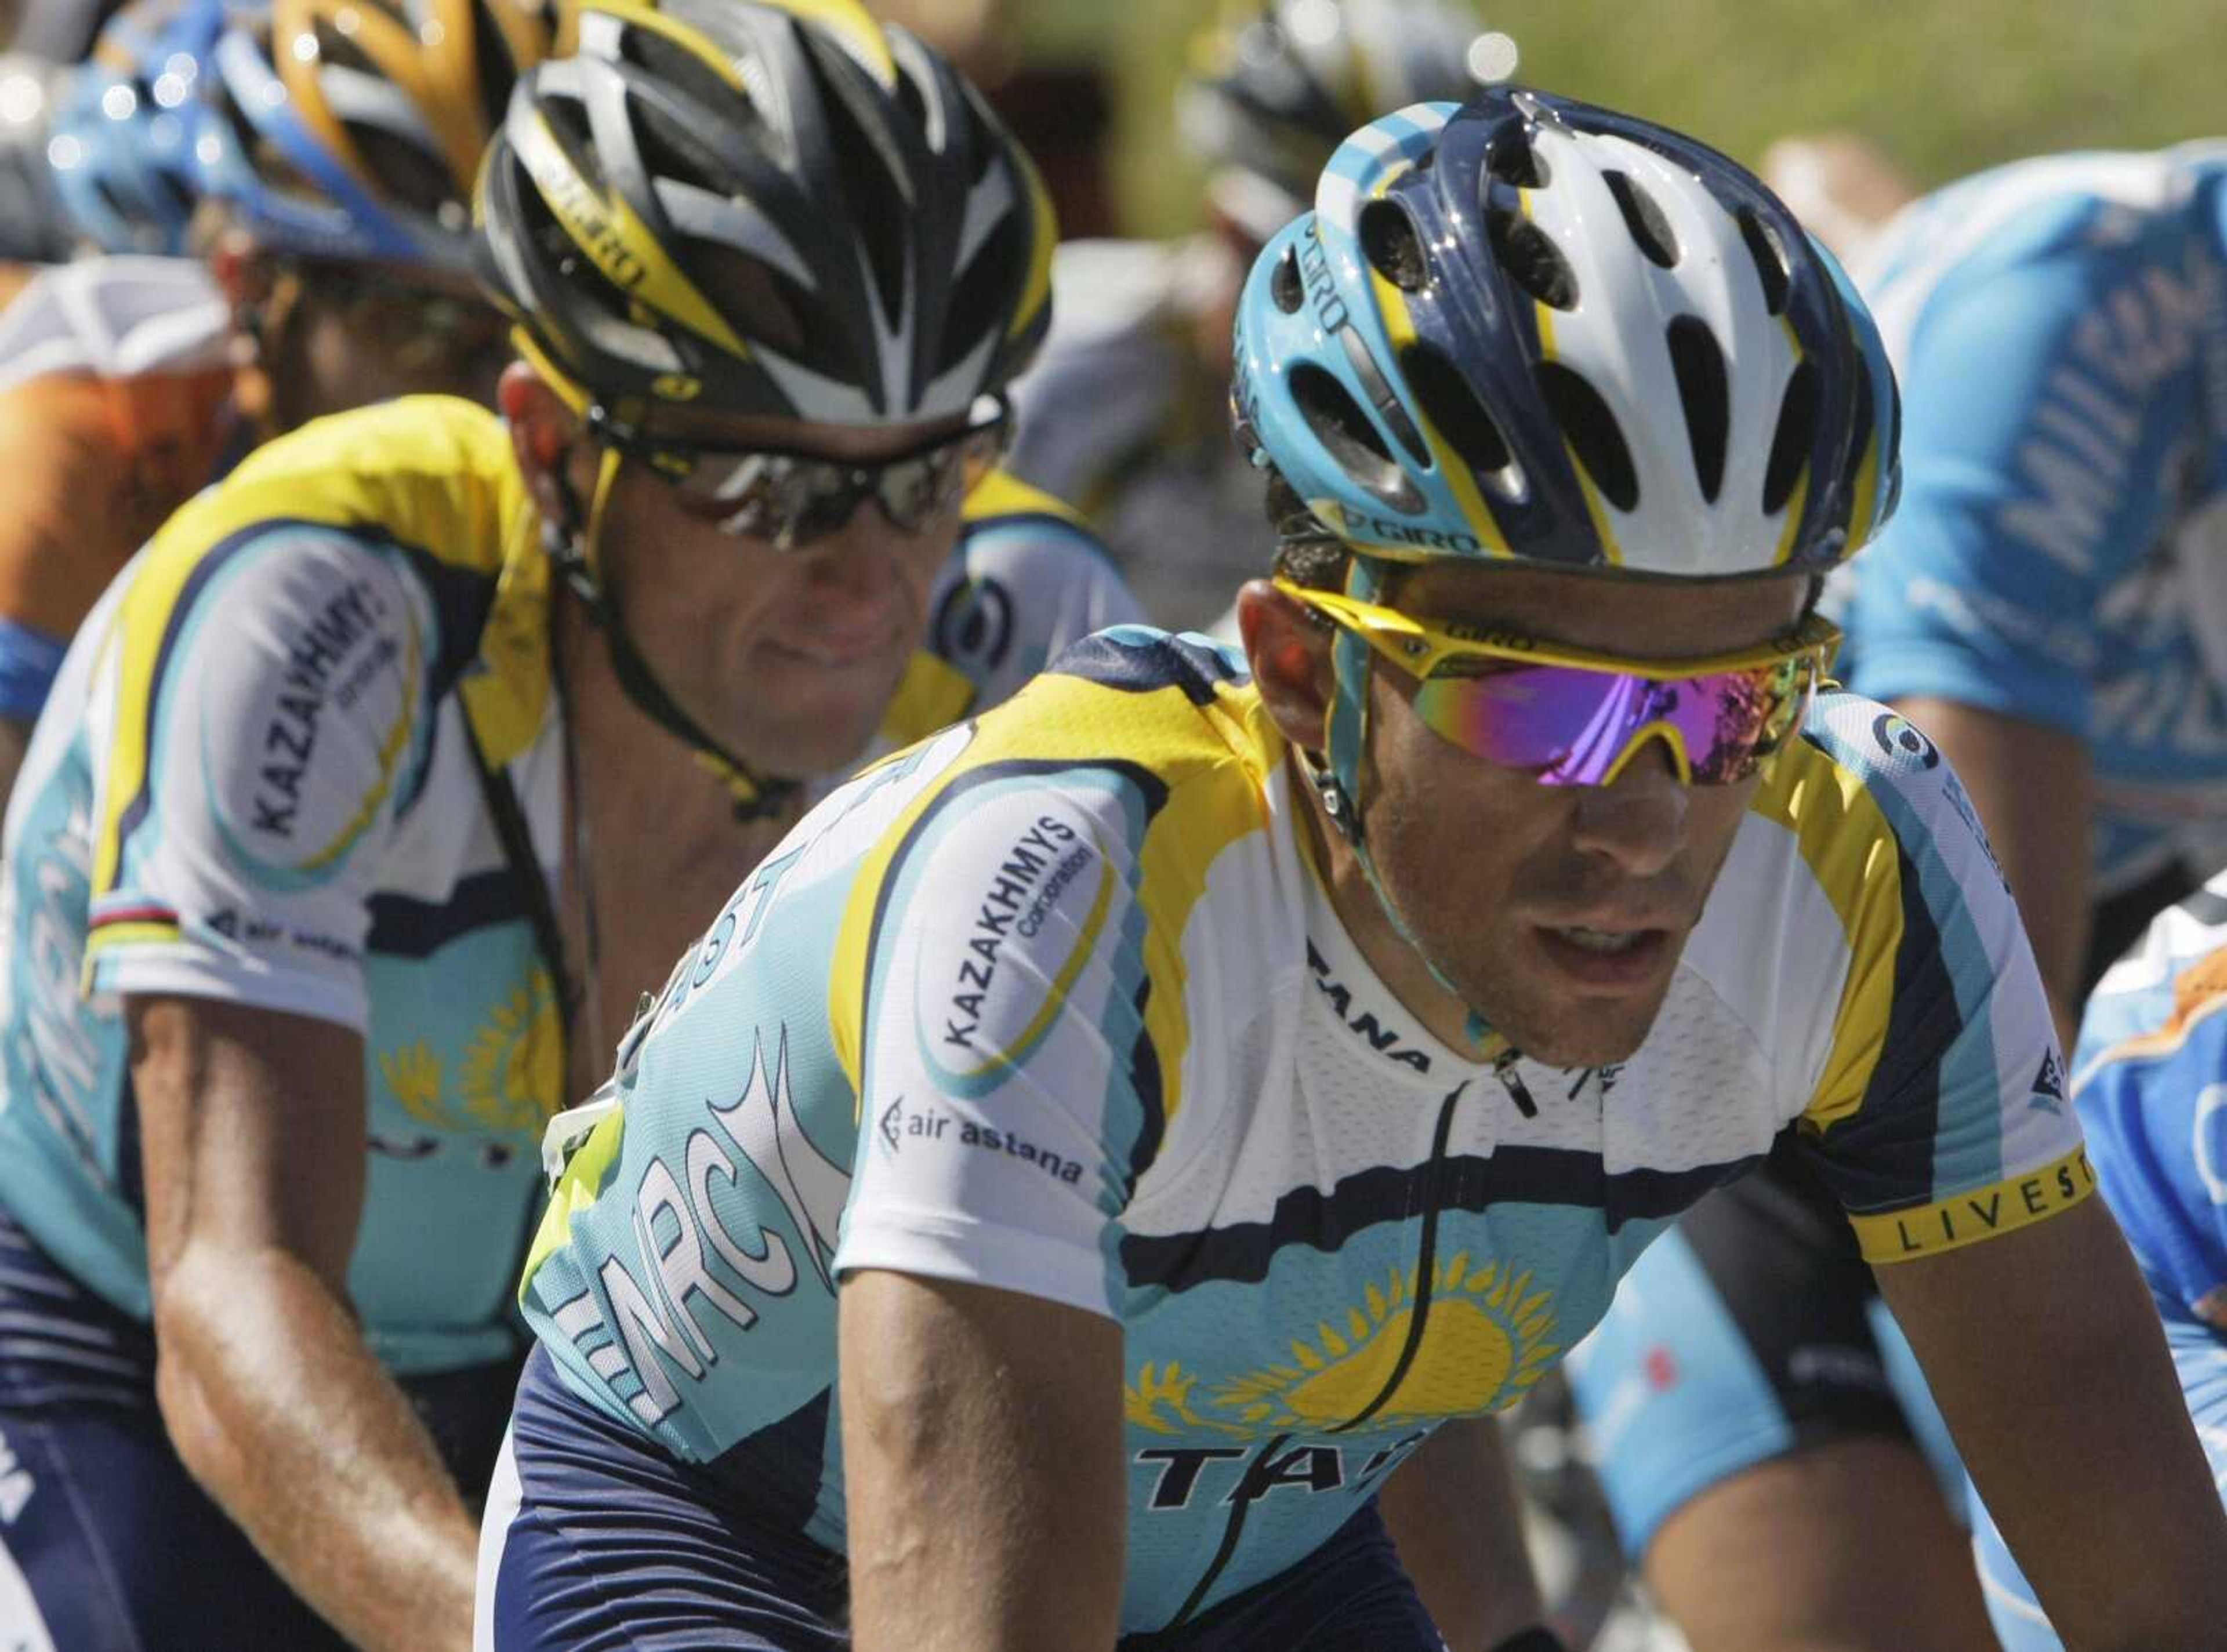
[1181,0,1512,244]
[475,0,1058,426]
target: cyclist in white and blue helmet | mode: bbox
[477,85,2227,1652]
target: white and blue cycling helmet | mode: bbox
[1232,84,1902,579]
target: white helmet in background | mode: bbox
[1180,0,1515,244]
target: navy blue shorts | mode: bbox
[480,1347,1444,1651]
[0,1206,520,1650]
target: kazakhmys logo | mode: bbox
[207,555,418,882]
[915,797,1117,1092]
[1125,1254,1561,1441]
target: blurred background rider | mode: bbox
[1007,0,1515,629]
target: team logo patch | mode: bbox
[202,551,417,878]
[913,791,1117,1091]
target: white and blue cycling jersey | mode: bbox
[1837,144,2227,898]
[490,630,2084,1640]
[0,395,1136,1382]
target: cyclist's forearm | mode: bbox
[154,1242,477,1652]
[1378,1415,1546,1650]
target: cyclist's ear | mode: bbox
[1238,578,1336,757]
[500,364,587,524]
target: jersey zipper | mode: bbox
[1162,1080,1471,1629]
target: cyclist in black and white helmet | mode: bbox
[0,1,1135,1646]
[1006,0,1511,630]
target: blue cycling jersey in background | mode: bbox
[1837,144,2227,898]
[1966,874,2227,1651]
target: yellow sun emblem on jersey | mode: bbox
[459,968,564,1137]
[1125,1253,1562,1438]
[380,1040,447,1127]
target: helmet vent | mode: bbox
[1402,342,1519,494]
[621,27,758,136]
[1736,206,1792,315]
[941,207,1022,370]
[1603,170,1678,268]
[1289,362,1425,514]
[1666,317,1728,502]
[1271,243,1305,314]
[343,126,455,216]
[1536,362,1638,513]
[1489,211,1577,311]
[1762,360,1820,515]
[808,45,911,329]
[1339,326,1427,463]
[1358,199,1428,292]
[1485,132,1548,190]
[470,0,528,129]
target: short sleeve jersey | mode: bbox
[0,394,1137,1376]
[516,629,2087,1634]
[1836,145,2227,896]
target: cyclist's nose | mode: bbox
[789,516,920,623]
[1567,738,1690,877]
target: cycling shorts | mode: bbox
[0,1204,520,1650]
[477,1347,1445,1651]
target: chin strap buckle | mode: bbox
[1300,747,1361,844]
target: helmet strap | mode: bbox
[545,445,800,824]
[1311,554,1499,1054]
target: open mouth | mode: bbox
[1535,924,1672,988]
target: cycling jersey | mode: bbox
[0,255,237,718]
[0,393,1137,1379]
[1007,238,1272,632]
[492,629,2083,1639]
[1836,144,2227,899]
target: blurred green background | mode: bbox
[1001,0,2226,239]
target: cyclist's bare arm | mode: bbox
[840,1270,1125,1652]
[1879,1194,2227,1649]
[135,996,480,1652]
[1377,1414,1546,1648]
[1890,697,2093,1044]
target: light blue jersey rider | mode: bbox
[1839,143,2227,918]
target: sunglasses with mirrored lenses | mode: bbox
[1282,580,1838,787]
[586,397,1012,552]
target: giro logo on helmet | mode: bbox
[1299,229,1350,335]
[514,116,646,292]
[1325,504,1485,553]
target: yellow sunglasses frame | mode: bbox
[1275,580,1842,683]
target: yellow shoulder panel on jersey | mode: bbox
[90,397,543,901]
[875,469,1098,750]
[829,651,1276,1134]
[1748,735,1905,1135]
[960,467,1091,531]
